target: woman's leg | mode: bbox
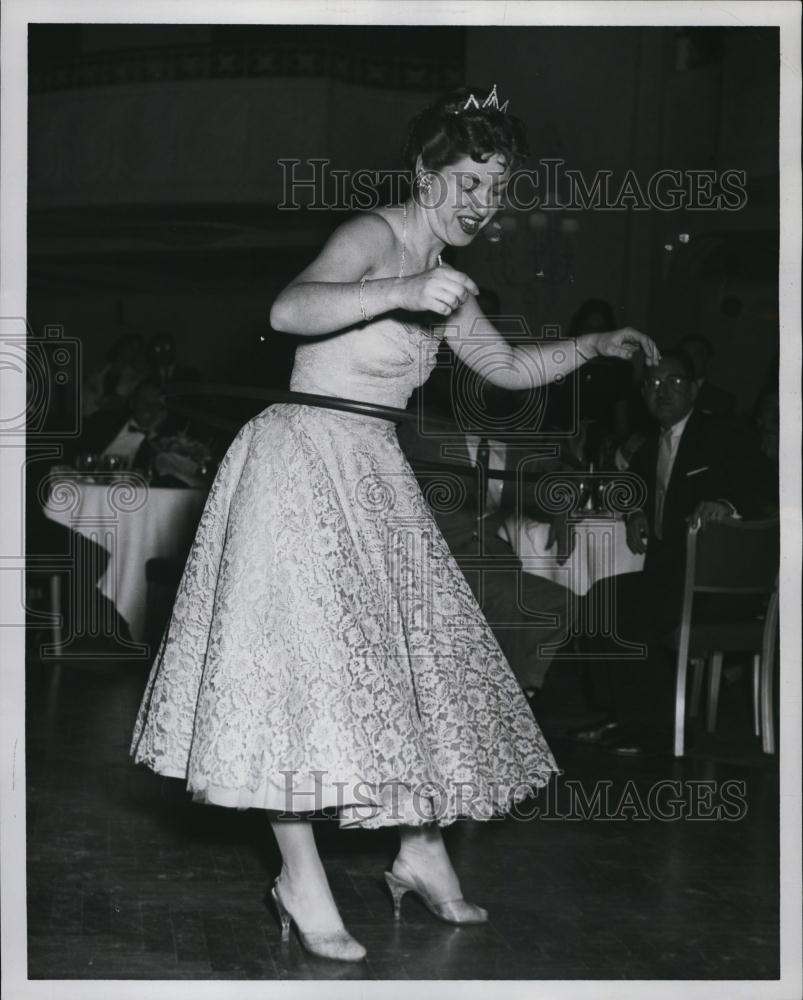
[390,823,487,923]
[269,817,344,933]
[395,823,464,901]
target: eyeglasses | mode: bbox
[642,374,690,392]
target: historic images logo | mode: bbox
[278,158,748,213]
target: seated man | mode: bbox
[74,378,211,484]
[75,378,172,471]
[574,349,768,753]
[398,374,574,708]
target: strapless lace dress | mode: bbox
[131,316,557,827]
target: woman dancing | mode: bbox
[131,85,659,963]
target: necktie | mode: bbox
[476,436,491,520]
[654,428,673,539]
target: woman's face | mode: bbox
[423,153,510,246]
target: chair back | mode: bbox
[686,517,780,594]
[672,517,779,757]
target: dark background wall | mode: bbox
[27,23,779,409]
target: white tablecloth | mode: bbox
[43,477,207,642]
[503,513,645,596]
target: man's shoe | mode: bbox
[606,737,645,756]
[568,719,622,744]
[604,726,663,756]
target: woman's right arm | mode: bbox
[269,214,404,336]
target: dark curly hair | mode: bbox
[569,298,617,338]
[401,86,529,175]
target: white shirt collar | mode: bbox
[465,434,506,462]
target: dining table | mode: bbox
[502,511,645,596]
[42,473,207,645]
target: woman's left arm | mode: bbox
[440,290,660,389]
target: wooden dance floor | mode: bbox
[25,657,779,982]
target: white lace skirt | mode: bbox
[130,404,557,828]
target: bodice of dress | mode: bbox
[290,206,443,410]
[290,316,441,410]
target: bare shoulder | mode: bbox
[334,209,401,277]
[331,211,397,252]
[336,212,399,272]
[292,210,399,283]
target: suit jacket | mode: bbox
[629,407,766,579]
[397,422,573,687]
[695,380,736,417]
[397,423,566,556]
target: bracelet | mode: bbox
[358,277,372,322]
[575,338,591,363]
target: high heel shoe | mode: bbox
[269,879,367,963]
[384,858,488,925]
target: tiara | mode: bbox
[458,83,510,114]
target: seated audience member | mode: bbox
[679,333,736,417]
[74,378,175,472]
[147,332,202,387]
[399,367,574,708]
[573,349,769,754]
[82,333,150,417]
[570,298,616,340]
[75,378,213,487]
[548,299,633,468]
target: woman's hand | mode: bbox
[393,262,479,316]
[587,327,661,366]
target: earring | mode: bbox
[417,172,433,198]
[484,219,503,244]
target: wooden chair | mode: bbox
[666,517,780,757]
